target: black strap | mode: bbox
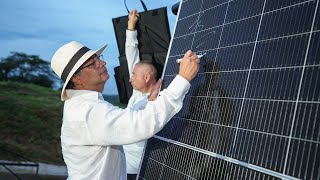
[124,0,148,13]
[124,0,129,13]
[61,46,90,82]
[140,0,148,12]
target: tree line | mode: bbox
[0,52,62,89]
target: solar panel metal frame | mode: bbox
[139,0,320,179]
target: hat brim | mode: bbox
[60,44,107,101]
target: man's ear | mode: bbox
[71,75,82,86]
[144,73,151,83]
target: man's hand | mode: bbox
[128,9,139,31]
[178,50,200,81]
[147,79,162,101]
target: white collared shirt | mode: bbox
[123,29,149,174]
[61,75,190,180]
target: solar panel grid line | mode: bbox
[175,4,262,39]
[184,0,206,61]
[302,66,320,101]
[278,102,288,136]
[259,101,268,132]
[260,2,316,40]
[161,147,196,179]
[302,142,313,177]
[227,0,268,169]
[255,100,264,132]
[288,140,320,179]
[308,143,319,179]
[199,96,320,103]
[295,140,305,177]
[263,134,273,170]
[153,135,299,179]
[198,149,213,179]
[157,137,174,179]
[174,2,306,43]
[308,32,320,64]
[309,68,319,100]
[159,0,183,82]
[233,124,320,143]
[154,100,316,170]
[299,103,313,142]
[253,33,309,69]
[168,30,316,61]
[152,124,316,172]
[218,157,228,179]
[187,141,199,177]
[282,0,319,174]
[171,5,316,59]
[265,101,275,134]
[178,1,228,22]
[264,134,274,172]
[313,145,320,180]
[312,104,320,140]
[140,0,320,179]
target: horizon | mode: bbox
[0,0,178,95]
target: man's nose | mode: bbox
[99,59,106,67]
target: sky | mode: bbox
[0,0,178,95]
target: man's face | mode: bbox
[77,55,109,88]
[130,64,147,91]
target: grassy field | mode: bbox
[0,81,125,165]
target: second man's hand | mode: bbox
[147,79,162,101]
[128,9,139,31]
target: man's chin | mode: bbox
[100,73,109,82]
[105,74,110,81]
[130,83,137,90]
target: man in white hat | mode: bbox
[51,38,200,179]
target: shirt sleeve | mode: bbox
[125,30,140,76]
[87,75,191,146]
[130,96,148,110]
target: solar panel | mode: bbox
[139,0,320,179]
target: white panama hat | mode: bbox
[51,41,107,101]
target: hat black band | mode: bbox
[61,46,90,82]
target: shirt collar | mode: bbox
[66,89,104,100]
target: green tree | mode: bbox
[0,52,62,88]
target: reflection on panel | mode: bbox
[139,0,320,179]
[220,16,260,46]
[253,34,309,68]
[258,1,316,40]
[246,68,302,100]
[307,31,320,65]
[226,0,264,22]
[240,100,295,135]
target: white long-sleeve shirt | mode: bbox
[61,76,190,179]
[123,30,148,174]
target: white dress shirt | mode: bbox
[61,73,190,179]
[123,29,148,174]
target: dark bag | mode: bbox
[112,3,171,104]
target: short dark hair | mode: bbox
[65,70,81,89]
[66,80,74,89]
[65,54,96,89]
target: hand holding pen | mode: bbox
[176,53,206,63]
